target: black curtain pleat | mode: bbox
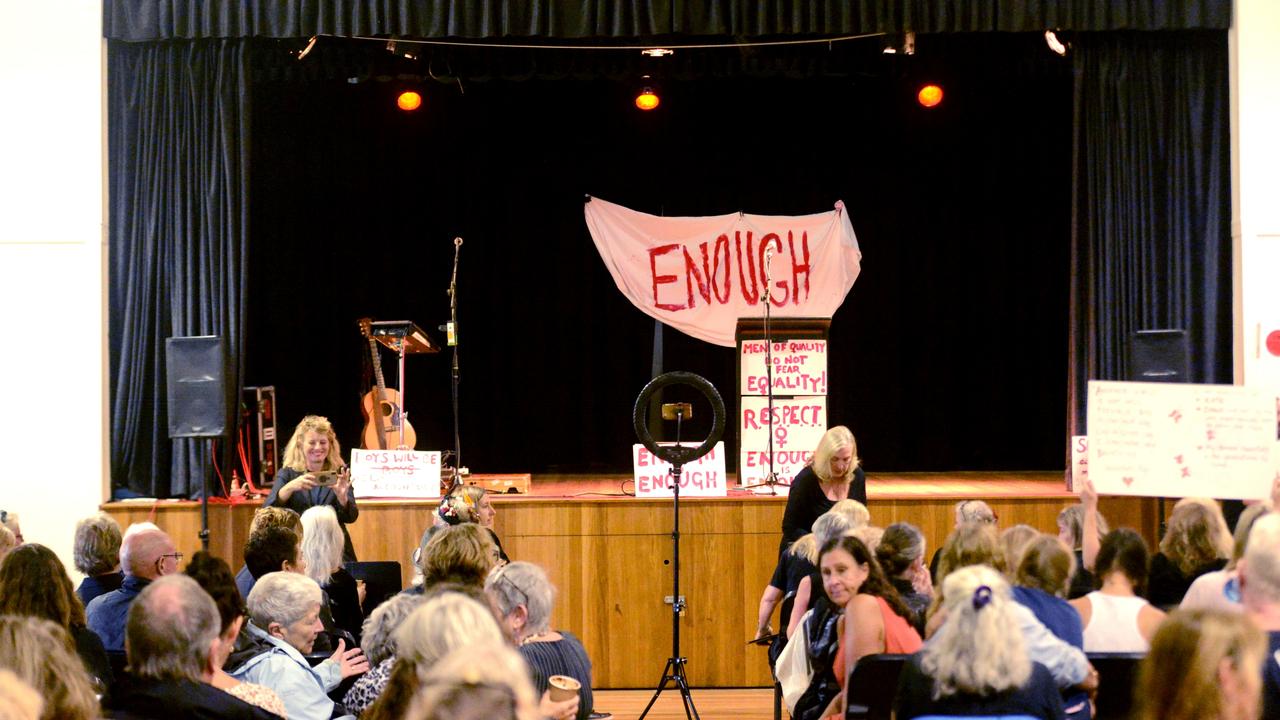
[103,0,1230,42]
[108,40,250,498]
[1067,30,1232,438]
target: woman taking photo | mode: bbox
[266,415,360,561]
[779,426,866,552]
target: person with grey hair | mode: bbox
[486,562,595,720]
[341,592,427,716]
[232,571,369,720]
[895,565,1064,719]
[86,523,180,652]
[302,506,364,644]
[927,500,999,584]
[105,574,281,719]
[1241,513,1280,716]
[73,513,124,606]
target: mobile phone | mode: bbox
[313,470,339,487]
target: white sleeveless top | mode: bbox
[1082,591,1150,652]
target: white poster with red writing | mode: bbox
[739,396,828,492]
[350,449,442,498]
[584,196,861,347]
[740,339,829,396]
[632,442,728,498]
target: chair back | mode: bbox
[345,560,403,614]
[845,653,908,720]
[1088,651,1145,720]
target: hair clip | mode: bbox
[972,585,993,610]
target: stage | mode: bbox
[102,472,1163,688]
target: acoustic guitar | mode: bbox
[358,318,417,450]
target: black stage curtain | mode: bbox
[103,0,1230,42]
[1067,31,1232,438]
[108,40,251,498]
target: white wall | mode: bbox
[1231,0,1280,390]
[0,2,106,578]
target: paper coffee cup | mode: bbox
[548,675,581,702]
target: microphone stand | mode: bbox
[447,238,463,489]
[742,246,788,495]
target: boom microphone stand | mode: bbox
[742,245,788,495]
[633,372,726,720]
[446,237,464,488]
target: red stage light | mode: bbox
[917,84,944,108]
[397,91,422,111]
[635,89,660,111]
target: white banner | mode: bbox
[740,338,828,396]
[350,449,442,498]
[584,197,861,347]
[1086,381,1280,500]
[632,442,728,498]
[739,396,828,491]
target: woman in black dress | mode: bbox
[780,425,866,551]
[265,414,360,561]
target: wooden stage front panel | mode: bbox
[102,473,1161,688]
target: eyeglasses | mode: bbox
[498,573,528,608]
[156,552,184,566]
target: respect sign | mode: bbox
[632,442,727,498]
[739,396,827,492]
[350,449,442,498]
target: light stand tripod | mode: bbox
[632,372,726,720]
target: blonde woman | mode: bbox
[895,565,1064,719]
[439,484,508,563]
[1133,608,1266,720]
[779,426,866,551]
[302,506,364,642]
[0,616,100,720]
[406,642,541,720]
[1149,497,1233,607]
[266,415,359,561]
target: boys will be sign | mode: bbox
[632,442,727,498]
[350,449,442,498]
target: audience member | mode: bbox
[404,642,540,720]
[409,523,497,594]
[363,592,530,720]
[184,552,289,717]
[928,501,998,583]
[1184,498,1275,612]
[233,572,368,720]
[244,526,306,581]
[1240,513,1280,718]
[265,415,359,562]
[487,562,596,720]
[796,535,920,719]
[236,508,301,599]
[0,528,15,566]
[0,544,112,691]
[0,511,21,545]
[1057,479,1109,599]
[106,575,281,719]
[1149,497,1233,607]
[875,522,932,635]
[0,615,99,720]
[1070,528,1165,651]
[779,502,869,639]
[342,593,427,717]
[779,426,867,555]
[438,484,508,564]
[86,524,179,652]
[1013,535,1089,720]
[301,506,363,643]
[1000,524,1040,580]
[73,513,124,606]
[895,565,1065,719]
[1133,608,1266,720]
[927,520,1006,633]
[0,668,42,720]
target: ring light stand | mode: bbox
[632,371,726,720]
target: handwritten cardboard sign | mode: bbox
[1070,435,1088,493]
[350,449,442,498]
[1087,381,1280,499]
[739,339,828,396]
[632,442,727,498]
[738,396,828,493]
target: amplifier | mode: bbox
[463,473,531,495]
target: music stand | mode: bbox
[368,321,439,439]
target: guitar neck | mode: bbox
[368,337,388,397]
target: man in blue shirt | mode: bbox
[86,522,180,652]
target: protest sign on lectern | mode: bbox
[735,318,831,492]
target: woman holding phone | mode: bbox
[266,414,361,561]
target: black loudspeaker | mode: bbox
[166,336,227,437]
[1129,329,1190,383]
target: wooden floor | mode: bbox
[594,688,776,720]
